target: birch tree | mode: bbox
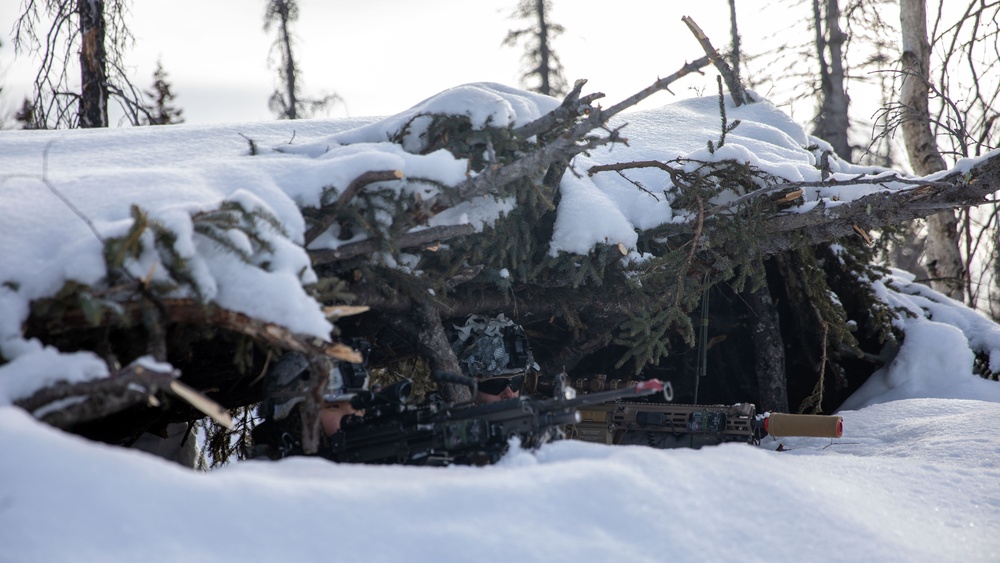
[895,0,977,301]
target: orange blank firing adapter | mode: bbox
[764,413,843,438]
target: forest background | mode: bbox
[3,1,830,124]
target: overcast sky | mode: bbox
[0,1,807,126]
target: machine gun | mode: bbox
[322,375,669,466]
[531,373,843,449]
[569,401,843,449]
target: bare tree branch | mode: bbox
[682,16,751,106]
[310,224,476,266]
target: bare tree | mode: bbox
[811,0,851,160]
[882,0,1000,306]
[503,0,568,97]
[0,39,10,129]
[896,0,963,300]
[744,0,899,165]
[12,0,146,128]
[744,2,981,302]
[264,0,340,120]
[926,1,1000,161]
[923,1,1000,309]
[728,0,744,83]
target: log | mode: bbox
[15,361,232,432]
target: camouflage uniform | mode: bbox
[251,340,370,459]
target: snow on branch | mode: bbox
[15,360,232,432]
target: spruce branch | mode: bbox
[448,56,716,205]
[304,170,405,246]
[677,196,706,307]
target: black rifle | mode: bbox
[322,375,669,466]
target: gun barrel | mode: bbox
[764,413,843,438]
[566,379,668,407]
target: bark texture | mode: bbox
[899,0,964,300]
[812,0,851,160]
[77,0,109,128]
[746,281,789,413]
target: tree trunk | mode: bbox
[536,0,551,96]
[812,0,851,160]
[728,0,742,86]
[745,281,788,413]
[77,0,109,128]
[899,0,964,300]
[384,302,472,403]
[278,1,298,119]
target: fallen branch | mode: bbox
[15,361,233,432]
[589,156,983,222]
[318,151,1000,276]
[310,223,476,266]
[676,153,1000,256]
[450,57,715,205]
[513,79,603,140]
[33,298,363,363]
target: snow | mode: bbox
[552,92,916,254]
[2,82,1000,561]
[839,267,1000,411]
[2,397,999,562]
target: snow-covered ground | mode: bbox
[2,390,999,562]
[2,83,1000,562]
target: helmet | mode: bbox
[333,338,371,400]
[449,314,538,378]
[263,339,371,420]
